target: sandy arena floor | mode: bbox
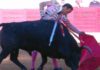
[0,49,100,70]
[0,50,71,70]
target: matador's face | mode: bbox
[62,7,73,15]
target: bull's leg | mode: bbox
[10,49,27,70]
[64,59,78,70]
[0,48,11,63]
[37,54,47,70]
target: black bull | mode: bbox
[0,20,83,70]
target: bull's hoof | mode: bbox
[54,67,63,70]
[21,68,27,70]
[37,67,43,70]
[21,67,27,70]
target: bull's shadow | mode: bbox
[0,20,83,70]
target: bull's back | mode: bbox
[0,20,55,45]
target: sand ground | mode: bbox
[0,50,71,70]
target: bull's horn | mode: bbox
[82,46,93,55]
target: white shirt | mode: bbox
[42,3,61,20]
